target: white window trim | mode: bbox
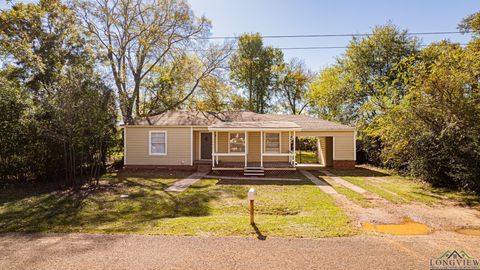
[264,132,282,153]
[149,130,167,156]
[228,131,246,153]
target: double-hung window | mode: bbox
[265,132,280,153]
[149,131,167,155]
[229,133,246,153]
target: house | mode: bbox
[123,111,356,174]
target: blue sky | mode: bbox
[1,0,477,71]
[189,0,478,71]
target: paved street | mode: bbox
[1,232,479,269]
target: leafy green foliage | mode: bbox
[0,0,117,186]
[229,33,284,113]
[310,19,480,192]
[275,58,314,114]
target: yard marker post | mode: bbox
[248,188,256,225]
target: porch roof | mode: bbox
[208,121,301,131]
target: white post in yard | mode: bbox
[260,131,263,168]
[248,188,257,225]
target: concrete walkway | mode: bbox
[1,232,479,270]
[165,172,208,192]
[300,170,337,194]
[321,170,367,194]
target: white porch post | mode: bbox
[288,131,291,164]
[244,130,248,167]
[260,131,263,167]
[215,131,219,165]
[211,131,215,168]
[190,127,193,166]
[293,131,296,166]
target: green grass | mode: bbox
[328,167,480,208]
[296,151,318,164]
[334,185,373,208]
[313,172,373,208]
[0,171,357,238]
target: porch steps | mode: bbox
[244,167,265,176]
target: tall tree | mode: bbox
[229,33,283,113]
[0,0,117,185]
[309,24,419,164]
[275,58,314,114]
[73,0,229,124]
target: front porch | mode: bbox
[191,121,349,174]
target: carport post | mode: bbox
[260,131,263,167]
[293,131,296,165]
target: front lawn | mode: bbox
[0,170,357,238]
[326,166,480,208]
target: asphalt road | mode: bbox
[1,232,479,270]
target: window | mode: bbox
[265,133,280,153]
[229,132,246,153]
[149,131,167,155]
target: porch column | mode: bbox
[293,131,296,166]
[260,131,263,167]
[215,131,219,165]
[211,131,215,168]
[288,131,291,164]
[244,130,248,167]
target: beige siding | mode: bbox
[125,127,192,165]
[215,131,290,163]
[297,131,355,161]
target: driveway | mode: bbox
[1,232,479,270]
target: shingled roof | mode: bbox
[130,110,355,131]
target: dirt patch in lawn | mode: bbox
[315,171,480,235]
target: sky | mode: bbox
[1,0,477,71]
[189,0,478,71]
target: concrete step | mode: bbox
[244,172,265,176]
[197,164,212,172]
[244,167,264,170]
[243,169,264,173]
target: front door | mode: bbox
[201,133,212,160]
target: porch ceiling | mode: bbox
[208,121,301,131]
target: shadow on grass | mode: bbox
[327,167,389,177]
[0,171,218,234]
[216,179,314,186]
[429,187,480,209]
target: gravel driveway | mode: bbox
[1,232,479,270]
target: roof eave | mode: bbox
[208,127,302,132]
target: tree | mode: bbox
[0,0,117,185]
[190,75,238,111]
[0,70,31,183]
[308,66,357,123]
[275,58,313,114]
[73,0,230,124]
[373,41,480,191]
[309,24,419,164]
[229,33,283,113]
